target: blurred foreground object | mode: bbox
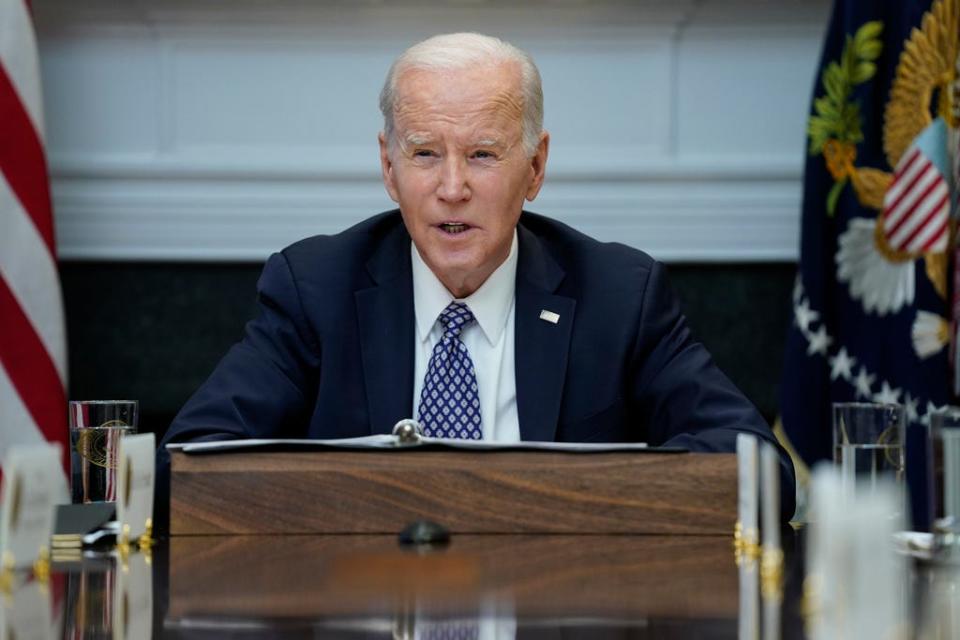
[805,464,907,639]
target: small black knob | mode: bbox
[398,520,451,547]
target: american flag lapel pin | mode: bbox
[539,310,560,324]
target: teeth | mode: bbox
[440,223,468,234]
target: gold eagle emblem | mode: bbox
[809,0,959,326]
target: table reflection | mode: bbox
[162,534,752,638]
[0,572,57,639]
[62,554,114,638]
[168,535,738,619]
[914,560,960,639]
[6,530,958,638]
[52,549,152,640]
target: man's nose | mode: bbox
[436,157,470,202]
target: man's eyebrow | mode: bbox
[474,138,503,147]
[403,133,433,146]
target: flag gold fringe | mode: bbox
[773,417,810,525]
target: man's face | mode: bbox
[379,62,549,298]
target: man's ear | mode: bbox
[379,131,400,203]
[525,131,550,202]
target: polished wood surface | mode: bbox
[41,529,955,638]
[170,449,737,535]
[167,534,740,620]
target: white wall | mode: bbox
[34,0,830,262]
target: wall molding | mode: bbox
[53,167,801,263]
[36,0,827,263]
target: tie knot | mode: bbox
[438,302,475,338]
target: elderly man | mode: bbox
[158,33,794,523]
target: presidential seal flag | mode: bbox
[781,0,960,521]
[0,0,68,473]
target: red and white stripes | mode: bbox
[882,146,951,255]
[0,0,68,469]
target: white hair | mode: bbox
[379,32,544,156]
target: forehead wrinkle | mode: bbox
[485,90,524,122]
[394,99,518,128]
[392,75,525,127]
[390,69,526,154]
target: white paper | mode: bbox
[892,531,934,558]
[115,433,156,541]
[0,444,62,570]
[168,436,652,455]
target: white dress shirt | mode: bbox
[411,232,520,442]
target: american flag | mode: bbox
[881,142,950,255]
[0,0,68,472]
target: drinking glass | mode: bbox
[832,402,905,491]
[69,400,138,503]
[930,408,960,535]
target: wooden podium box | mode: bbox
[169,449,736,536]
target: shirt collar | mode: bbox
[412,230,518,347]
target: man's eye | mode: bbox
[473,151,495,160]
[413,150,435,158]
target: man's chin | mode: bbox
[426,259,489,297]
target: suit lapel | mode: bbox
[514,222,576,442]
[356,222,415,435]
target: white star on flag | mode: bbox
[795,299,819,331]
[923,401,948,427]
[853,366,876,398]
[872,381,902,405]
[828,348,856,381]
[904,394,919,424]
[806,326,832,356]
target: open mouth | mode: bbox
[438,222,471,235]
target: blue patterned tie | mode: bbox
[417,302,482,439]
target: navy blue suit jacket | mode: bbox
[158,210,795,524]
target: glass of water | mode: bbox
[929,408,960,538]
[69,400,138,503]
[833,402,905,491]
